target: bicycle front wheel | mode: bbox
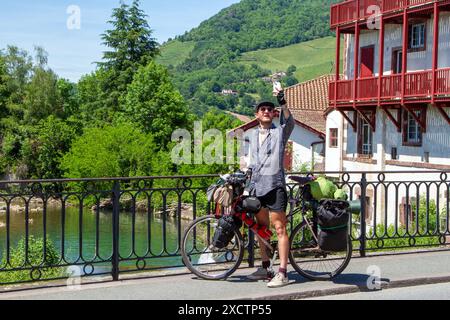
[181,215,245,280]
[289,223,352,281]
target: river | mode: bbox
[0,206,189,274]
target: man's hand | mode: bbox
[277,91,287,106]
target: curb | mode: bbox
[238,275,450,300]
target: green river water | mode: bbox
[0,206,189,274]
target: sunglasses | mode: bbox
[259,107,274,113]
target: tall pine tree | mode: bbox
[98,0,159,109]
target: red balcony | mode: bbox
[329,68,450,106]
[331,0,437,28]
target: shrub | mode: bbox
[0,236,64,283]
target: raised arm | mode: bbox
[277,90,294,144]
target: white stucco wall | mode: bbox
[325,110,344,173]
[325,107,449,227]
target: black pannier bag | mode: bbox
[212,215,243,249]
[234,196,262,214]
[317,199,350,252]
[242,197,262,214]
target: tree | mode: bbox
[99,0,159,71]
[0,55,8,121]
[123,61,190,147]
[23,67,61,124]
[77,69,113,124]
[1,46,33,125]
[284,75,299,87]
[60,122,170,178]
[21,116,77,179]
[287,65,297,76]
[98,0,159,109]
[56,79,79,119]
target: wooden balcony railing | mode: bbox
[381,74,402,99]
[329,68,450,105]
[404,70,432,97]
[331,0,437,27]
[436,68,450,95]
[357,77,379,100]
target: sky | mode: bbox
[0,0,240,82]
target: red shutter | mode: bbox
[284,141,293,172]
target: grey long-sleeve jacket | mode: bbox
[248,112,295,197]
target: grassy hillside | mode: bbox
[157,40,195,67]
[238,36,342,83]
[159,0,341,115]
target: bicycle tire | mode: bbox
[288,223,352,281]
[181,215,245,280]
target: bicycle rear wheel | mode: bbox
[289,223,352,281]
[181,215,244,280]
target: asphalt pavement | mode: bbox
[1,250,450,300]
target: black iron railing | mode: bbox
[0,171,449,285]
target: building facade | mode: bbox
[326,0,450,227]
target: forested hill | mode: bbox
[177,0,336,53]
[164,0,339,116]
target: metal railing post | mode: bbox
[360,173,367,257]
[112,181,120,281]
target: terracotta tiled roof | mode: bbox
[290,109,327,134]
[226,111,252,123]
[229,75,337,136]
[284,74,337,134]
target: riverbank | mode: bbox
[0,197,199,221]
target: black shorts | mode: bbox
[257,187,288,212]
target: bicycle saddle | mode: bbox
[289,176,316,185]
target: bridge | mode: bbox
[1,250,450,300]
[0,171,449,299]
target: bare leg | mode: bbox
[255,207,270,262]
[270,211,289,270]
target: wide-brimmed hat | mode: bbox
[255,101,275,112]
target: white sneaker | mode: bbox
[267,272,289,288]
[247,267,274,281]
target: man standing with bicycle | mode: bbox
[246,83,294,288]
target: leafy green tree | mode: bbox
[287,64,297,76]
[21,116,77,179]
[60,122,171,179]
[23,67,61,124]
[57,79,79,119]
[284,75,299,87]
[178,110,243,176]
[77,69,114,124]
[0,55,8,121]
[0,46,33,126]
[123,61,190,147]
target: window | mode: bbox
[392,49,403,74]
[357,112,374,157]
[329,128,338,148]
[408,23,426,51]
[403,109,424,146]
